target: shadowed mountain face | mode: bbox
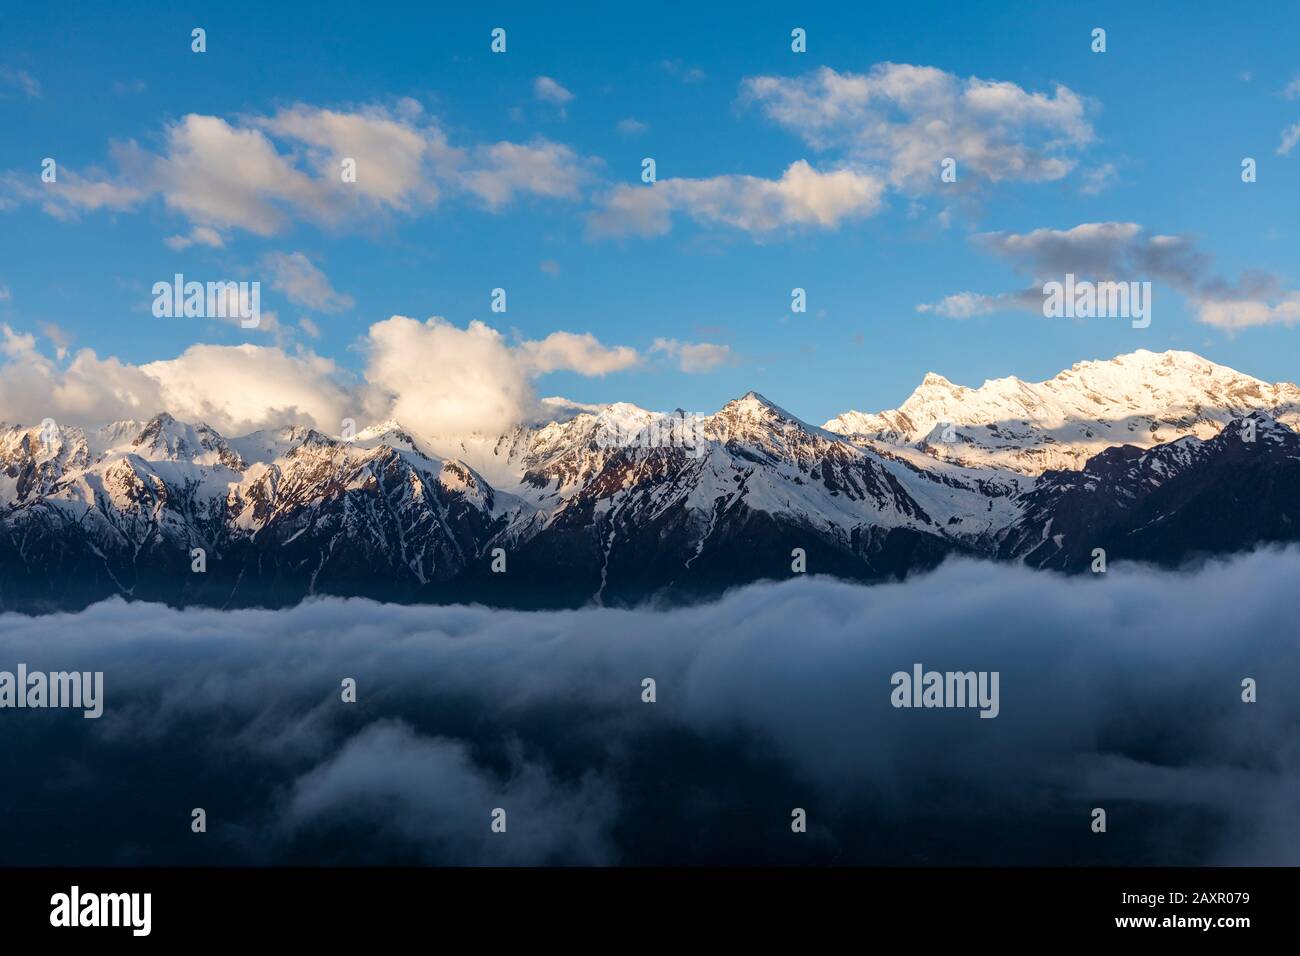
[998,412,1300,568]
[2,350,1298,613]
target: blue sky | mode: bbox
[2,1,1299,433]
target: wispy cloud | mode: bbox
[0,66,40,98]
[533,76,573,106]
[264,251,354,313]
[660,59,705,83]
[918,221,1300,330]
[651,338,733,372]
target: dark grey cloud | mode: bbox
[920,222,1300,328]
[1,549,1297,864]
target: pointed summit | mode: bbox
[719,391,796,419]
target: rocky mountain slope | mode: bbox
[2,349,1296,612]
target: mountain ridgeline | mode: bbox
[2,349,1297,613]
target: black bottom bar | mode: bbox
[0,866,1282,941]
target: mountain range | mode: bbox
[2,348,1296,613]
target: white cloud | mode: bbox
[651,338,733,372]
[916,292,1003,319]
[533,76,574,105]
[359,316,533,437]
[2,103,591,238]
[1079,162,1118,195]
[37,322,70,359]
[255,103,447,210]
[459,140,587,210]
[0,311,642,438]
[0,323,164,425]
[518,331,639,376]
[150,114,326,235]
[589,160,885,237]
[1196,294,1300,330]
[616,117,648,136]
[264,252,354,312]
[0,323,348,433]
[141,344,348,430]
[2,158,147,221]
[361,316,639,437]
[742,64,1093,191]
[164,225,224,250]
[1278,120,1300,156]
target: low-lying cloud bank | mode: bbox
[1,551,1296,865]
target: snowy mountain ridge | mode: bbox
[823,348,1300,474]
[1,349,1296,611]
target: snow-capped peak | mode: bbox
[350,419,425,455]
[715,391,810,428]
[124,413,246,471]
[823,349,1300,475]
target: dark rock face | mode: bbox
[999,413,1300,570]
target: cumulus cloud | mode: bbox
[141,344,351,432]
[591,61,1081,239]
[742,64,1093,190]
[918,221,1300,329]
[0,551,1297,864]
[360,316,639,437]
[517,331,639,376]
[0,310,641,438]
[0,322,348,433]
[589,160,885,237]
[1,102,591,239]
[0,322,165,425]
[650,337,733,372]
[152,114,329,236]
[255,103,447,211]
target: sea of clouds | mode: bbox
[1,550,1296,866]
